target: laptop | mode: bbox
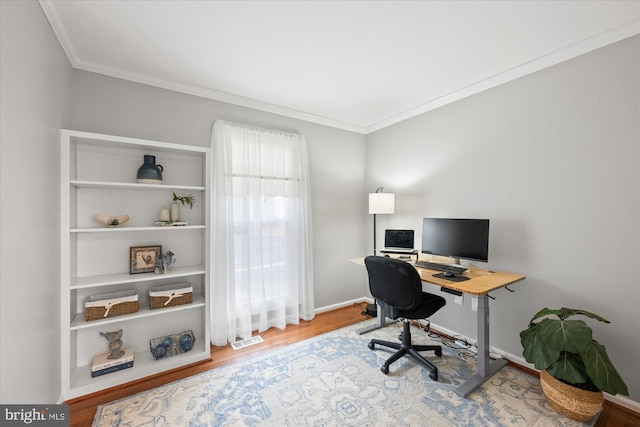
[381,229,416,254]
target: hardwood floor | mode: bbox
[66,302,638,427]
[595,401,640,427]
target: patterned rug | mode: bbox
[93,319,596,426]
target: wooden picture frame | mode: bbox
[130,245,162,274]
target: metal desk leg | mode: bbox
[455,294,508,397]
[356,302,397,335]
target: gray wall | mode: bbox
[0,1,74,403]
[69,71,368,313]
[366,35,640,400]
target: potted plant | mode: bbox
[170,192,195,222]
[520,307,628,421]
[172,192,195,208]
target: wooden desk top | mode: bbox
[349,257,525,296]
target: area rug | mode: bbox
[93,319,595,426]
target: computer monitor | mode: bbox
[421,218,490,263]
[384,229,414,249]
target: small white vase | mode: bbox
[170,202,180,222]
[159,206,170,222]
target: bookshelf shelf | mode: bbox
[60,130,210,400]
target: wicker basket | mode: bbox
[540,370,603,422]
[85,290,139,321]
[149,283,193,309]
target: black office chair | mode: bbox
[365,255,446,380]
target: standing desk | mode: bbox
[349,257,525,397]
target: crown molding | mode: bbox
[39,1,79,68]
[72,58,367,134]
[38,1,366,134]
[364,18,640,134]
[39,0,638,136]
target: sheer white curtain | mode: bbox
[210,120,314,345]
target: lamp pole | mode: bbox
[373,213,378,256]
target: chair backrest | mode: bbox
[364,256,422,311]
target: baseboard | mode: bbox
[314,297,373,315]
[601,393,640,414]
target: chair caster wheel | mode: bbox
[435,349,442,357]
[381,364,389,374]
[429,371,438,381]
[368,341,375,350]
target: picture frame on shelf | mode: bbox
[130,245,162,274]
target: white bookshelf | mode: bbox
[60,130,210,400]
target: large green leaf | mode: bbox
[557,308,610,323]
[536,318,592,353]
[520,326,559,369]
[528,307,611,324]
[528,308,563,325]
[547,352,588,384]
[580,340,629,396]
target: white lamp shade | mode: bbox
[369,193,395,214]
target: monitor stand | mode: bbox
[433,272,470,282]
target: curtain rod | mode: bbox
[214,120,302,139]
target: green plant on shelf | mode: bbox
[172,192,195,208]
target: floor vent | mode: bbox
[230,335,264,350]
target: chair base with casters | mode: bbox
[368,319,442,380]
[363,256,447,382]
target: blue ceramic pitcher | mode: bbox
[137,155,163,183]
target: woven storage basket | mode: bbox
[85,290,139,321]
[149,283,193,309]
[540,370,603,422]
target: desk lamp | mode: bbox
[369,187,395,256]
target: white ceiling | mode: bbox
[40,1,640,134]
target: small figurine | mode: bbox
[100,329,125,359]
[154,259,163,274]
[161,251,176,274]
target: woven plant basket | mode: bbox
[540,370,603,422]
